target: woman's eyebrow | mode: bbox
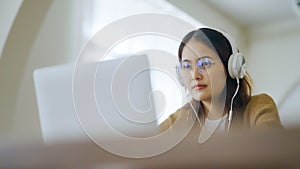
[181,59,191,62]
[198,56,211,59]
[182,56,212,62]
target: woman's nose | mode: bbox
[191,66,203,80]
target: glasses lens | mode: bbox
[176,57,214,75]
[197,57,213,72]
[181,61,192,71]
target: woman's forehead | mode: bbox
[182,39,219,60]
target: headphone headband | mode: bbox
[199,27,238,54]
[198,26,246,79]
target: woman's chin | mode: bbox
[191,92,210,102]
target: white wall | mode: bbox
[247,20,300,104]
[0,0,84,139]
[246,20,300,127]
[167,0,247,53]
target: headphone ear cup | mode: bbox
[228,53,246,79]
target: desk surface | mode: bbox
[1,129,300,169]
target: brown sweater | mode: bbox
[160,94,283,132]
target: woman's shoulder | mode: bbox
[244,93,283,128]
[248,93,276,105]
[245,93,277,115]
[159,101,193,132]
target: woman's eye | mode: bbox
[204,60,211,66]
[199,58,212,67]
[197,60,205,68]
[183,64,190,69]
[182,62,191,69]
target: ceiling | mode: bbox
[204,0,300,27]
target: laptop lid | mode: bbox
[33,55,158,143]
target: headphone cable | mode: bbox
[227,78,240,134]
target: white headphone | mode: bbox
[176,27,246,133]
[176,27,246,86]
[221,29,246,80]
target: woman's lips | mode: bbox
[192,84,207,90]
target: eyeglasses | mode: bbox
[176,57,218,75]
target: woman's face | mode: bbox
[180,39,227,102]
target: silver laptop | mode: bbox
[33,55,158,143]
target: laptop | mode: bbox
[33,55,159,143]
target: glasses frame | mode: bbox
[176,57,219,75]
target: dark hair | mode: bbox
[178,28,252,119]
